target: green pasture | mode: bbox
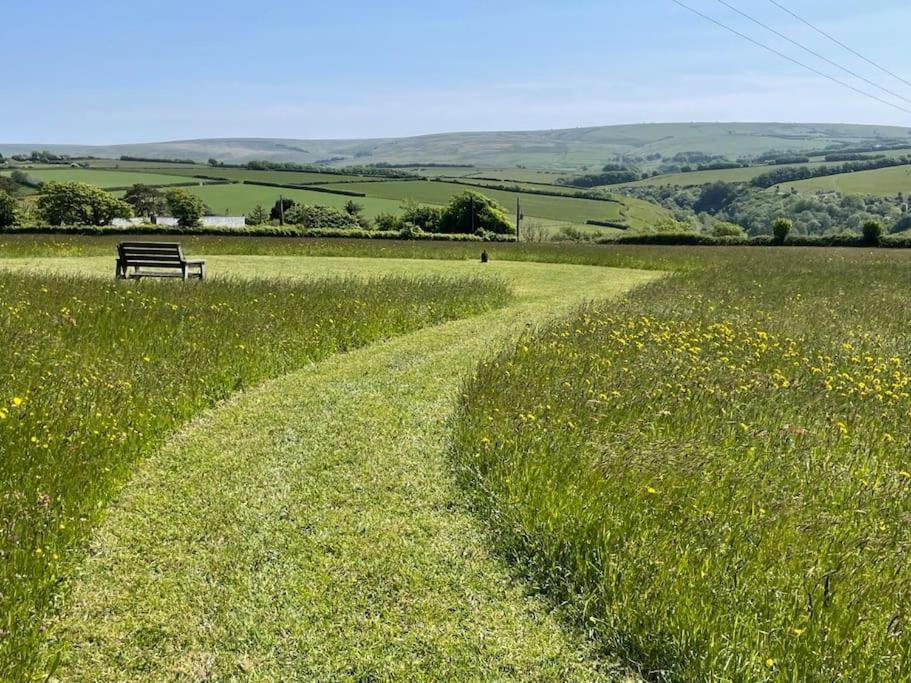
[184,182,404,217]
[140,166,375,185]
[778,163,911,195]
[0,168,200,189]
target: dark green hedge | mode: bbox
[0,224,515,242]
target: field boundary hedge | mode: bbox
[240,180,367,197]
[1,225,515,242]
[599,232,911,248]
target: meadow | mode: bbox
[0,168,201,189]
[142,166,376,185]
[780,163,911,196]
[0,265,511,680]
[182,182,404,218]
[452,246,911,681]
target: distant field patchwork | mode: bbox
[2,168,200,189]
[320,180,657,226]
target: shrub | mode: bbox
[862,219,883,246]
[401,200,444,232]
[165,188,207,228]
[374,212,402,231]
[712,220,747,238]
[772,217,792,243]
[284,204,358,229]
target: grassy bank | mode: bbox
[0,269,510,680]
[452,248,911,680]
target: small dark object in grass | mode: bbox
[481,250,489,263]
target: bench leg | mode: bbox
[182,265,188,281]
[115,259,123,279]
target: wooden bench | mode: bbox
[116,242,205,280]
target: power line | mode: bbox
[669,0,911,117]
[715,0,911,106]
[767,0,911,91]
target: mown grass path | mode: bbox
[27,257,658,681]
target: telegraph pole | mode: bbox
[516,197,521,241]
[470,195,476,233]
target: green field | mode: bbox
[142,166,377,185]
[779,164,911,196]
[463,168,569,184]
[1,168,202,189]
[181,183,403,217]
[617,161,833,188]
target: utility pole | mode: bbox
[516,197,521,241]
[279,194,285,226]
[470,195,476,233]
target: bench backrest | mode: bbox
[118,242,185,266]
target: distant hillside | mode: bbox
[4,122,911,169]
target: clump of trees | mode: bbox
[37,181,133,226]
[377,191,513,235]
[284,204,358,229]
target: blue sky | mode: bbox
[4,0,911,143]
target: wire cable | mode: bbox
[715,0,911,106]
[767,0,911,90]
[669,0,911,117]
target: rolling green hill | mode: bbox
[5,122,910,169]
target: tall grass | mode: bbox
[0,270,510,679]
[452,248,911,681]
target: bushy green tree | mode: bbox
[862,219,883,246]
[374,212,402,231]
[122,184,168,217]
[247,204,269,225]
[439,191,514,235]
[284,204,357,229]
[0,190,16,227]
[270,197,295,221]
[401,200,444,232]
[38,181,133,226]
[344,200,363,216]
[772,217,792,243]
[165,188,207,228]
